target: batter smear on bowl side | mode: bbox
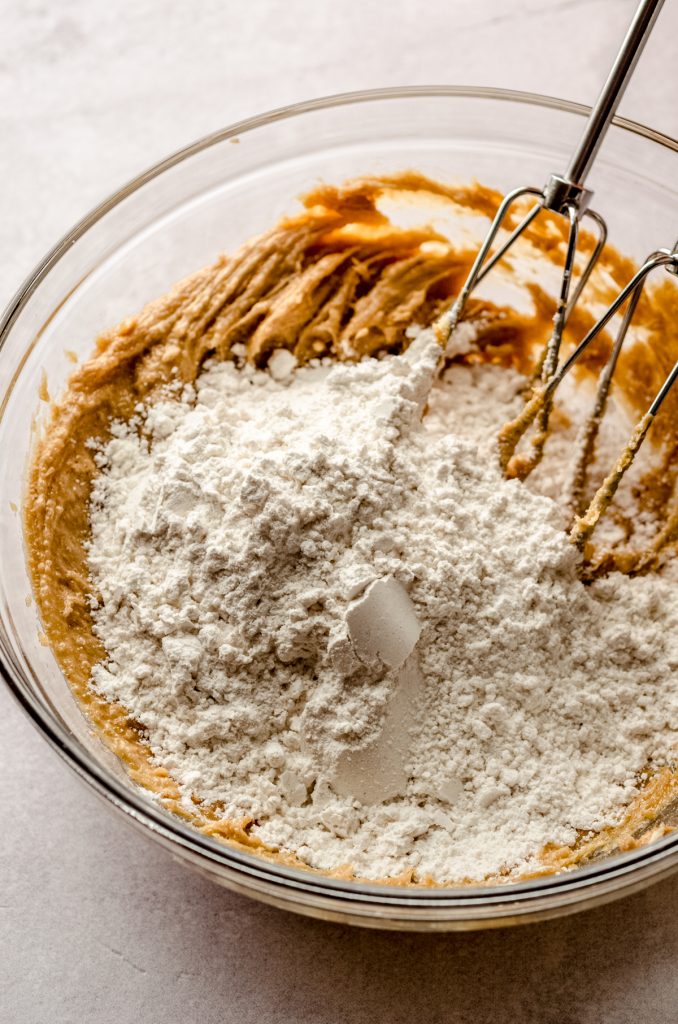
[25,174,678,884]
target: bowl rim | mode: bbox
[3,84,678,917]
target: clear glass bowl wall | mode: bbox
[2,89,678,931]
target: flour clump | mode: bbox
[86,331,678,882]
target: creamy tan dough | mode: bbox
[24,173,678,885]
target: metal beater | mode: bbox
[510,238,678,557]
[436,0,677,553]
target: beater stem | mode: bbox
[565,0,665,186]
[440,0,664,352]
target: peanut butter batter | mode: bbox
[24,174,678,885]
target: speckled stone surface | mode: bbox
[3,2,678,1021]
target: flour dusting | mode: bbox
[86,331,678,882]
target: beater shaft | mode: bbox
[438,0,665,350]
[564,0,664,186]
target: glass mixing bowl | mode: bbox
[2,87,678,931]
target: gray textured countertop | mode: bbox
[3,2,678,1021]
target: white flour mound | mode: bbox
[87,331,678,882]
